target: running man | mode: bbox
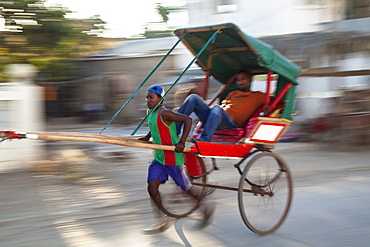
[139,85,215,233]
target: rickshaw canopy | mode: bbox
[174,23,301,85]
[102,23,301,134]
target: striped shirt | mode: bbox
[147,106,184,166]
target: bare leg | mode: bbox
[150,197,164,220]
[186,186,203,201]
[143,179,169,234]
[147,179,166,214]
[187,186,216,227]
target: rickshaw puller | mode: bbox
[140,85,216,233]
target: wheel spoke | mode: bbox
[238,152,293,234]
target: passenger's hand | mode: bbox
[174,142,185,152]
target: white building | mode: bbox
[186,0,345,37]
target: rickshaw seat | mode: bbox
[193,102,284,143]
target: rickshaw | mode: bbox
[0,23,301,235]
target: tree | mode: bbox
[155,3,186,24]
[144,3,186,38]
[0,0,106,82]
[156,4,170,23]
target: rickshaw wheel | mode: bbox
[158,155,207,218]
[238,152,293,235]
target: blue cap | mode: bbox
[147,85,165,97]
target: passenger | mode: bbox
[139,85,215,233]
[176,70,265,142]
[173,83,203,136]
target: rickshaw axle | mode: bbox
[191,182,272,196]
[192,182,252,193]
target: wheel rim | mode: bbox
[238,152,293,234]
[159,156,207,218]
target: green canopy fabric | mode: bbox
[174,23,301,85]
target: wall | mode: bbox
[0,64,45,173]
[296,51,370,121]
[78,55,177,124]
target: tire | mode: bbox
[238,152,293,234]
[158,155,207,218]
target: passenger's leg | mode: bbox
[218,109,237,130]
[176,94,211,134]
[199,105,222,141]
[200,105,237,142]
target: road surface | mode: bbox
[0,130,369,246]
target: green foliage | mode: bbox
[0,0,106,82]
[155,3,185,24]
[156,4,170,23]
[144,3,186,38]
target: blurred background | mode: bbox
[0,1,370,246]
[2,0,370,124]
[1,0,370,183]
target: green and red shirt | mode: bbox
[147,106,184,166]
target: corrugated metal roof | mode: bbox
[261,31,370,59]
[84,36,184,61]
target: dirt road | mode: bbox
[1,138,370,246]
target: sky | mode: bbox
[46,0,188,38]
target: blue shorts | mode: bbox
[147,160,191,192]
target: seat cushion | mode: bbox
[192,100,284,143]
[213,128,246,136]
[193,127,245,143]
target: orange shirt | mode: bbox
[221,90,265,127]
